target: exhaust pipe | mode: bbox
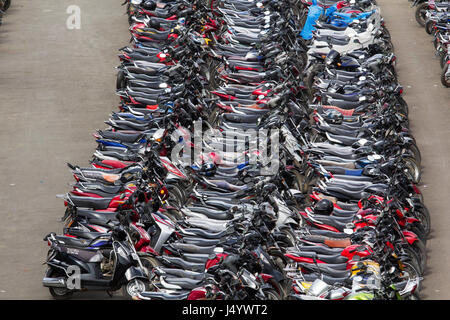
[42,277,66,288]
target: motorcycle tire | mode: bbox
[425,20,434,35]
[263,288,282,300]
[439,53,446,69]
[415,3,429,27]
[122,278,151,300]
[411,239,427,275]
[116,69,125,90]
[414,203,431,237]
[2,0,10,11]
[403,157,421,184]
[399,261,422,290]
[47,268,73,300]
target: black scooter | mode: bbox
[42,225,150,299]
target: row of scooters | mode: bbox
[411,0,449,87]
[42,0,428,300]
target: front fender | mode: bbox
[125,266,147,281]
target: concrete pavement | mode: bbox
[0,0,129,299]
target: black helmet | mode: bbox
[112,226,127,241]
[313,199,334,215]
[142,0,156,10]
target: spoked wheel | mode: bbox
[399,261,422,291]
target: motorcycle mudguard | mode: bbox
[402,231,419,245]
[125,266,147,281]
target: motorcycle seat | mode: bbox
[67,194,113,210]
[74,182,123,195]
[97,130,144,143]
[158,267,205,280]
[181,253,210,263]
[300,263,351,278]
[187,206,234,221]
[287,251,348,265]
[297,244,344,255]
[75,209,118,222]
[182,228,229,239]
[159,256,205,272]
[182,237,221,247]
[302,273,350,286]
[171,243,216,254]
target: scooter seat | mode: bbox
[182,237,222,247]
[162,277,205,290]
[68,194,113,210]
[300,263,351,278]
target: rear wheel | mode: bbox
[403,157,421,184]
[415,3,429,27]
[47,268,73,300]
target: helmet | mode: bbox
[148,18,161,30]
[323,109,344,124]
[313,199,334,215]
[142,0,156,10]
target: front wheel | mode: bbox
[122,279,151,300]
[425,19,434,35]
[263,289,281,300]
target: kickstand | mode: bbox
[106,290,114,298]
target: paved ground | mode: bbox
[0,0,448,300]
[0,0,129,299]
[377,0,450,299]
